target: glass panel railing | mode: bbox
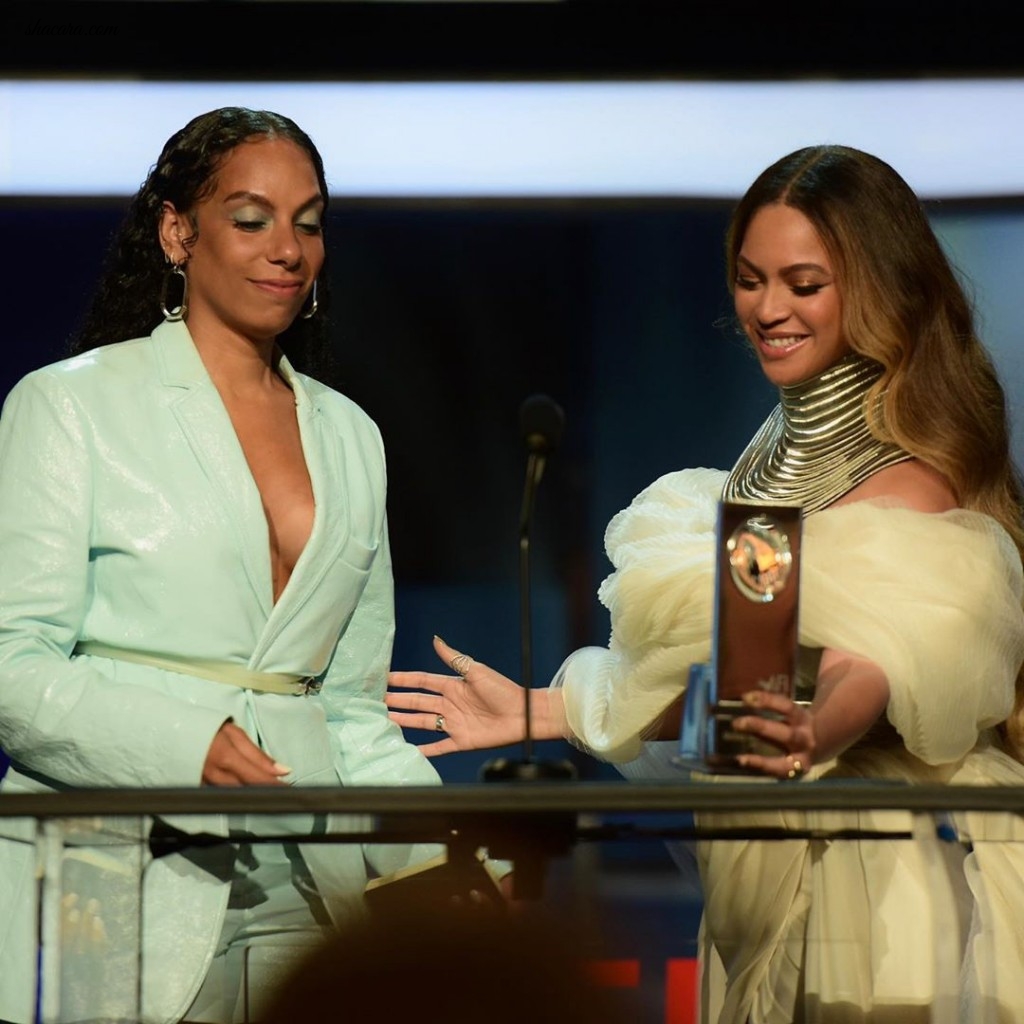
[2,782,1022,1024]
[37,815,146,1024]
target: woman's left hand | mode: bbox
[732,690,817,781]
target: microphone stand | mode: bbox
[479,395,577,786]
[518,448,544,763]
[480,397,577,897]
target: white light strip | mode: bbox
[1,79,1022,198]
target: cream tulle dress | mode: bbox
[553,468,1024,1023]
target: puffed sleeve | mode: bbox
[554,468,724,762]
[800,502,1024,764]
[556,474,1024,769]
[0,370,228,788]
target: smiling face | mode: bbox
[160,135,325,348]
[733,202,848,388]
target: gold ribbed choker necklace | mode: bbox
[722,354,911,514]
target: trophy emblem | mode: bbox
[677,501,803,774]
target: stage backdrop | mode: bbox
[2,195,1023,786]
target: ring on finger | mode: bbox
[434,714,446,733]
[450,653,474,677]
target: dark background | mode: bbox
[3,1,1022,81]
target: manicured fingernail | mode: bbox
[743,691,762,706]
[434,635,446,644]
[273,763,293,775]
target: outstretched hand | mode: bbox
[387,637,530,756]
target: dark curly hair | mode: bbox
[71,107,332,376]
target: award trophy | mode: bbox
[677,500,803,774]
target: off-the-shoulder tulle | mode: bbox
[553,468,1024,766]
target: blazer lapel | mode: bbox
[153,320,275,620]
[255,357,354,651]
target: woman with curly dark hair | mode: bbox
[390,146,1024,1020]
[72,106,332,376]
[0,107,442,1023]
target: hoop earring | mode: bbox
[301,279,318,320]
[160,264,189,322]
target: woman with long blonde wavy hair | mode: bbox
[725,145,1024,762]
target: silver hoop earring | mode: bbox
[160,264,189,322]
[301,279,318,320]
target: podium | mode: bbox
[2,781,1023,1024]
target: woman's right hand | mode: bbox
[201,721,291,786]
[387,636,555,756]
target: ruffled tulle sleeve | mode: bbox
[553,468,725,762]
[800,502,1024,764]
[555,471,1024,767]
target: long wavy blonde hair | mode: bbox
[726,145,1024,759]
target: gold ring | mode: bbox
[434,714,446,733]
[450,653,474,677]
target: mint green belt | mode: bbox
[73,641,322,696]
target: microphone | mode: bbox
[520,393,565,459]
[482,395,577,784]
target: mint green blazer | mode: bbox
[0,320,440,1022]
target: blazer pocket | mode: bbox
[337,536,377,574]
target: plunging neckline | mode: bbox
[212,363,318,609]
